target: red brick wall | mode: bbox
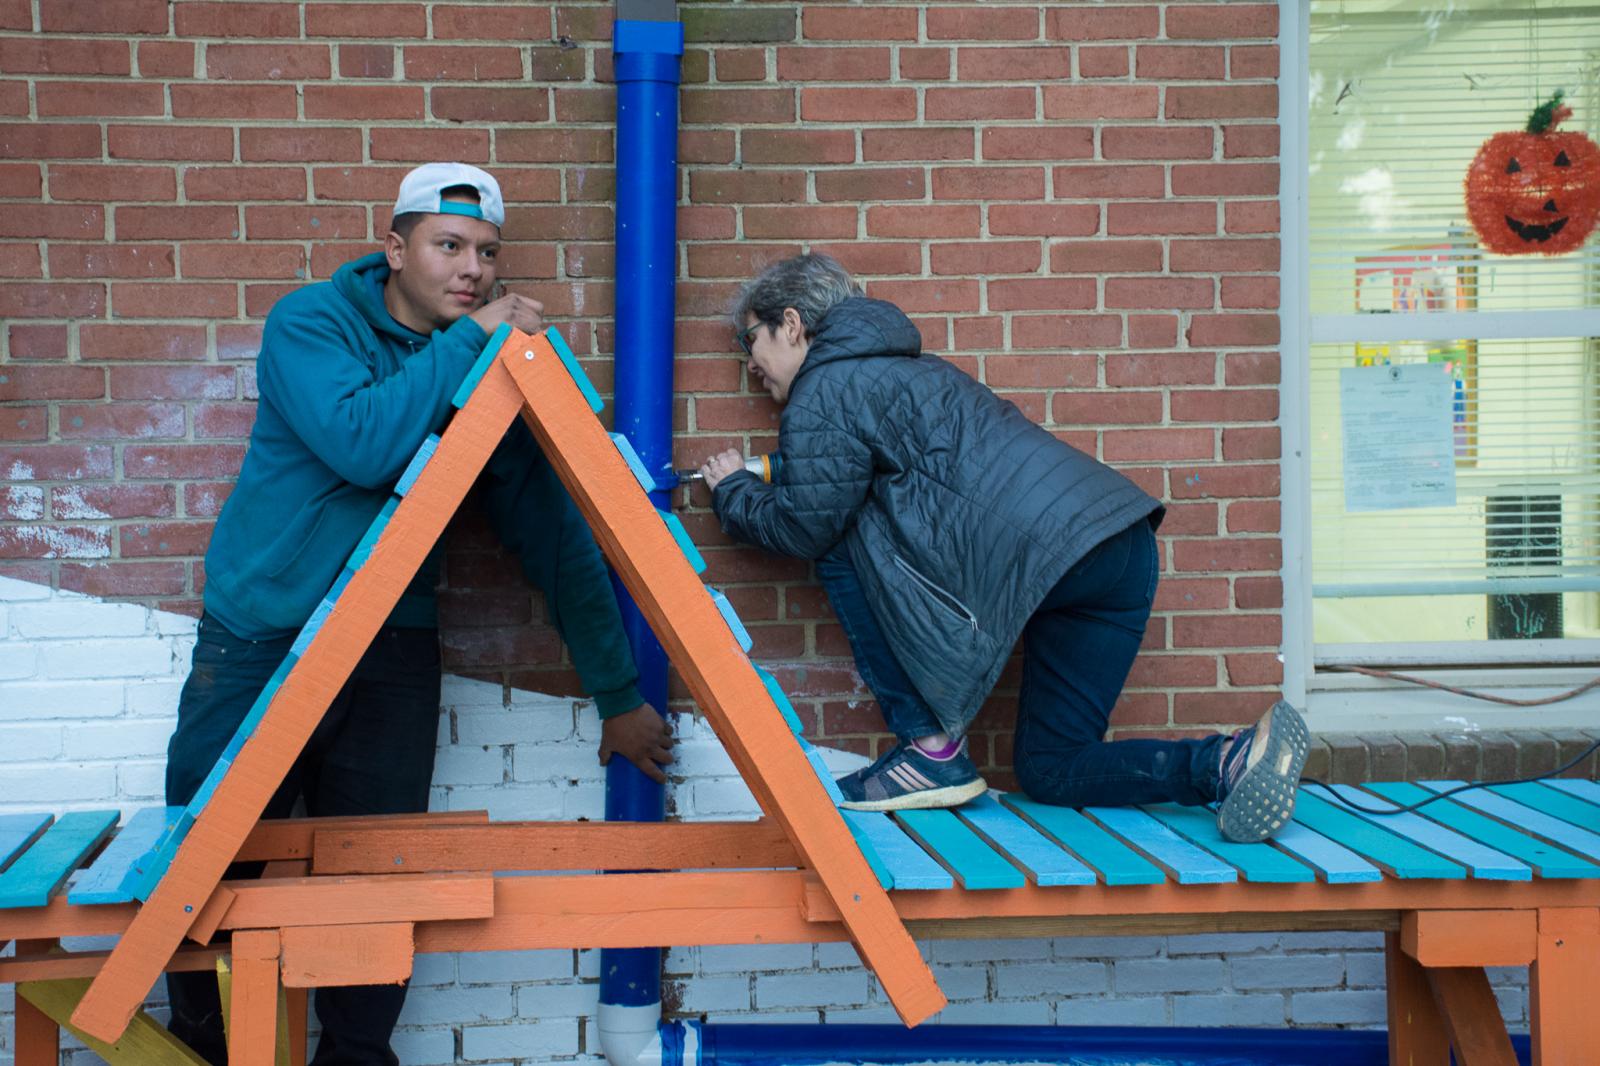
[0,1,1283,786]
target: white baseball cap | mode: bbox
[392,162,504,229]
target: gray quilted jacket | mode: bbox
[713,297,1163,736]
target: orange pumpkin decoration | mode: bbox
[1464,91,1600,255]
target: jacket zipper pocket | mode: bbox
[892,554,979,633]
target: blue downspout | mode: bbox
[602,3,684,1026]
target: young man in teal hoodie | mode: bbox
[163,164,673,1065]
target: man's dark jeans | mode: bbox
[164,614,443,1066]
[817,519,1224,808]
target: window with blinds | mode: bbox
[1306,0,1600,655]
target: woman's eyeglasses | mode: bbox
[736,322,762,356]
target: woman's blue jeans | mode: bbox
[816,520,1224,808]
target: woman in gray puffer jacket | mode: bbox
[700,254,1306,843]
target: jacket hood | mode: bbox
[797,297,923,377]
[332,251,430,345]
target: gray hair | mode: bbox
[730,253,863,335]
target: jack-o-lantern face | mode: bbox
[1465,92,1600,256]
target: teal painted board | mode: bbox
[188,653,298,815]
[841,810,953,890]
[1291,790,1465,880]
[69,806,186,905]
[1258,816,1383,884]
[124,809,195,903]
[841,815,896,891]
[1546,779,1600,807]
[797,738,845,805]
[395,435,439,498]
[1423,781,1600,862]
[708,588,753,653]
[290,569,352,657]
[0,809,117,908]
[1489,782,1600,834]
[1143,805,1315,883]
[1087,806,1236,885]
[546,327,604,413]
[608,432,657,494]
[1000,795,1164,885]
[452,321,513,408]
[0,813,51,875]
[1365,782,1599,880]
[754,665,805,735]
[897,808,1026,889]
[346,497,399,570]
[659,510,707,574]
[956,793,1096,887]
[1327,784,1530,881]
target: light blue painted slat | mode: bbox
[608,432,657,494]
[1546,779,1600,807]
[840,810,953,891]
[659,510,707,574]
[0,810,118,908]
[290,569,353,658]
[842,816,895,891]
[1143,805,1316,883]
[797,739,845,805]
[708,588,753,653]
[0,813,52,874]
[68,806,186,905]
[1489,782,1600,834]
[346,498,399,571]
[1328,784,1530,881]
[1423,781,1600,862]
[452,321,513,408]
[1366,782,1600,880]
[395,435,439,498]
[546,326,604,414]
[1242,815,1382,884]
[1000,795,1164,885]
[956,793,1096,887]
[896,808,1025,890]
[754,665,805,735]
[1292,790,1465,880]
[1086,806,1236,885]
[188,653,299,816]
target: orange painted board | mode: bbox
[72,345,531,1044]
[1530,908,1600,1066]
[12,940,58,1066]
[237,811,488,863]
[1426,967,1518,1066]
[225,929,280,1066]
[1386,932,1450,1066]
[502,339,944,1025]
[1401,910,1536,968]
[0,946,226,984]
[215,872,494,931]
[280,922,414,988]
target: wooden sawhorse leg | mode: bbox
[14,940,59,1066]
[1530,907,1600,1066]
[217,929,282,1066]
[1387,931,1449,1066]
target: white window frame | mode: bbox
[1279,0,1600,732]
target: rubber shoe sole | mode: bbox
[838,775,989,813]
[1216,701,1310,843]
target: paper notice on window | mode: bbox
[1339,363,1457,513]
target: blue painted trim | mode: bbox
[1291,791,1464,879]
[707,588,753,653]
[395,435,439,498]
[1365,782,1599,880]
[754,665,805,735]
[840,810,952,890]
[546,327,604,414]
[1000,795,1164,885]
[608,431,658,493]
[1328,784,1530,881]
[0,813,51,874]
[346,498,399,571]
[290,569,352,658]
[1087,806,1236,884]
[797,738,845,805]
[69,806,185,905]
[955,793,1097,887]
[1143,804,1316,883]
[896,808,1026,890]
[452,321,513,409]
[659,510,707,574]
[0,809,118,909]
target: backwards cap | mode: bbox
[392,162,504,228]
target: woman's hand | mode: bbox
[698,448,745,491]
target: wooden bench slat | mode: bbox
[1291,791,1465,880]
[0,813,53,874]
[1142,805,1316,883]
[1254,816,1383,883]
[896,809,1027,890]
[1544,779,1600,807]
[1000,796,1164,886]
[0,810,119,909]
[1366,782,1600,880]
[1488,783,1600,834]
[1086,807,1236,885]
[955,793,1096,887]
[1423,782,1600,863]
[1329,785,1531,881]
[840,811,952,891]
[69,807,187,905]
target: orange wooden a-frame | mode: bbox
[67,327,947,1043]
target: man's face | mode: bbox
[383,196,500,333]
[742,310,808,405]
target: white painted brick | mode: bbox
[435,745,508,786]
[1174,993,1287,1027]
[515,982,598,1018]
[686,776,760,816]
[0,723,63,760]
[825,1004,903,1024]
[1231,954,1344,990]
[459,950,574,985]
[10,602,147,639]
[1494,985,1527,1024]
[62,719,174,760]
[702,1007,820,1025]
[993,962,1108,998]
[562,789,606,820]
[1289,990,1388,1026]
[1114,957,1225,994]
[125,679,184,717]
[42,639,174,679]
[5,764,117,803]
[5,680,125,718]
[0,576,52,601]
[1344,951,1387,988]
[1051,935,1164,959]
[929,964,988,1001]
[444,784,563,820]
[934,937,1048,963]
[409,952,457,987]
[816,941,863,969]
[933,999,1051,1025]
[152,611,198,637]
[462,1018,580,1060]
[577,947,601,980]
[756,972,870,1009]
[441,674,508,707]
[388,1026,456,1065]
[117,759,167,801]
[1169,932,1280,955]
[670,975,750,1013]
[512,743,606,784]
[397,985,514,1026]
[700,943,814,974]
[0,643,39,680]
[1281,930,1385,951]
[1056,996,1169,1026]
[457,706,574,746]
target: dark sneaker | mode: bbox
[1215,700,1310,843]
[836,742,988,812]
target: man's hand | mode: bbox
[470,291,545,335]
[598,703,675,784]
[698,448,745,492]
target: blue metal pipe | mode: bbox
[601,10,684,1016]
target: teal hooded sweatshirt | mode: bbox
[203,252,643,717]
